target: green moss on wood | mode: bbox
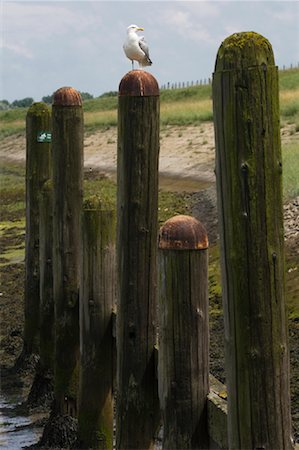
[41,179,53,192]
[215,31,275,72]
[27,102,51,117]
[78,409,113,449]
[213,31,293,449]
[83,194,113,211]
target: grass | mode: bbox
[83,172,192,227]
[161,98,213,126]
[84,110,117,132]
[279,67,299,91]
[282,142,299,200]
[1,68,298,139]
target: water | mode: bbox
[0,393,44,449]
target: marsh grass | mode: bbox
[282,142,299,200]
[84,110,117,131]
[161,98,213,125]
[83,172,192,225]
[1,68,298,138]
[0,121,25,139]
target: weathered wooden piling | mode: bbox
[158,215,209,449]
[116,70,160,449]
[78,197,116,449]
[39,180,54,375]
[24,102,51,356]
[52,87,83,416]
[27,179,54,407]
[213,32,293,449]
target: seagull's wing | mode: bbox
[139,37,152,64]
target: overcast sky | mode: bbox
[2,0,299,102]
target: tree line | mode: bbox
[0,92,94,110]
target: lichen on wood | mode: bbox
[215,31,275,71]
[23,102,51,356]
[213,32,293,449]
[78,201,115,449]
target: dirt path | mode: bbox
[0,122,297,183]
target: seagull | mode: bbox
[123,24,152,69]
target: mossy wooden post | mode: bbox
[116,70,160,449]
[52,87,83,416]
[158,215,209,449]
[213,32,293,449]
[24,102,51,356]
[78,197,116,449]
[27,179,54,407]
[39,180,54,376]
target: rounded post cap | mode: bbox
[27,101,50,116]
[119,70,159,97]
[159,215,208,250]
[215,31,275,72]
[53,86,82,106]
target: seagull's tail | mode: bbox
[139,56,152,67]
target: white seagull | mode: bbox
[123,24,152,69]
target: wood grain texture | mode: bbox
[213,32,293,449]
[158,248,209,449]
[78,205,116,449]
[116,72,160,449]
[24,102,51,355]
[52,94,83,416]
[39,180,54,373]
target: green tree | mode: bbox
[80,92,94,101]
[0,100,10,110]
[42,95,53,104]
[12,97,34,108]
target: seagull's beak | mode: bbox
[137,27,144,31]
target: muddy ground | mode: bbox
[0,123,298,445]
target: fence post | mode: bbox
[116,70,160,449]
[213,32,293,449]
[78,197,116,449]
[52,87,83,416]
[158,215,209,449]
[23,102,51,357]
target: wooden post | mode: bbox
[23,102,51,356]
[213,32,293,449]
[78,197,116,449]
[158,215,209,449]
[52,87,83,416]
[39,180,54,375]
[116,70,160,449]
[27,180,54,407]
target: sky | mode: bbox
[1,0,299,102]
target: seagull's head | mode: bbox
[127,24,144,33]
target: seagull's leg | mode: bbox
[132,60,134,70]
